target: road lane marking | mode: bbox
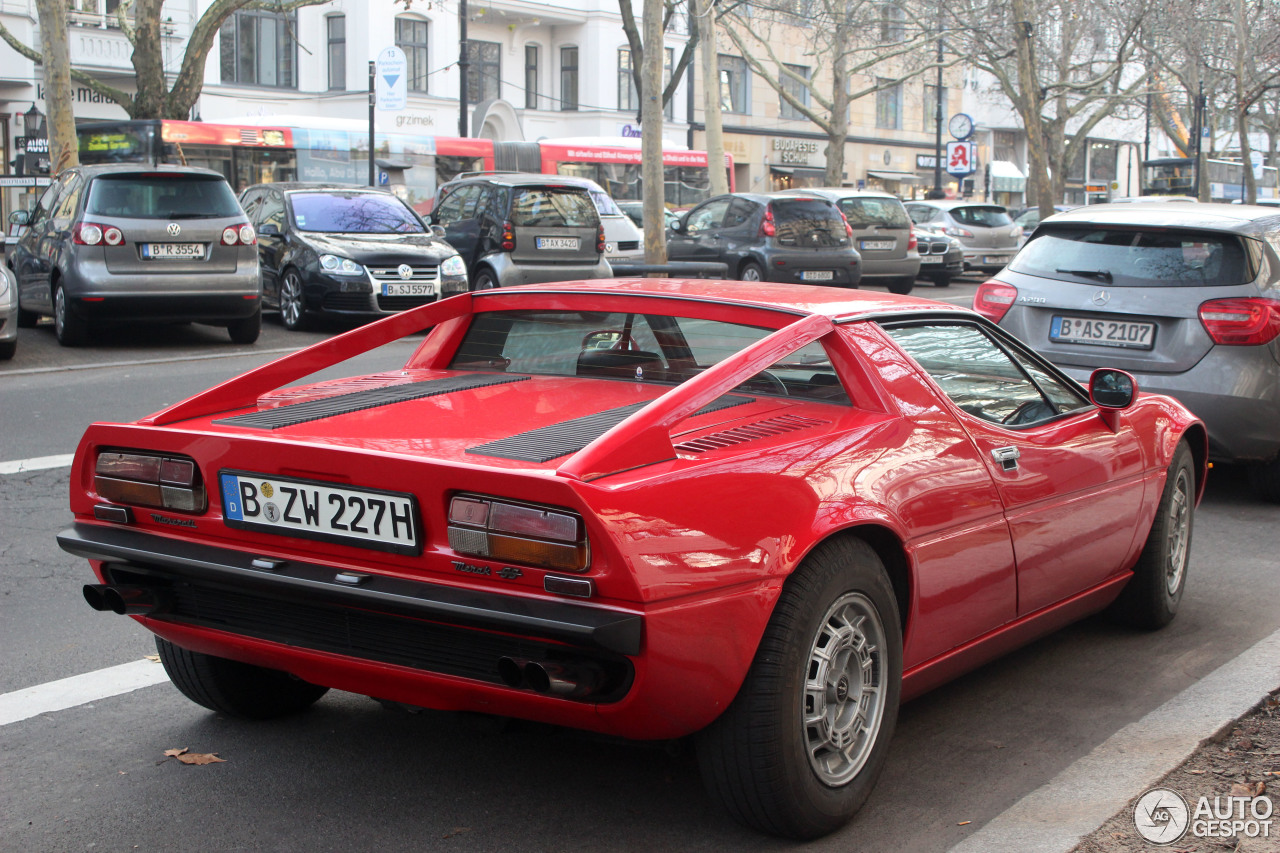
[0,346,304,377]
[0,453,75,474]
[948,625,1280,853]
[0,659,171,727]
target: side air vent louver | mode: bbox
[674,414,829,454]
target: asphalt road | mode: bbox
[4,282,1276,852]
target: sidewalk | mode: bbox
[948,627,1280,853]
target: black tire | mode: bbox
[931,273,951,287]
[17,305,39,328]
[279,269,309,331]
[1107,441,1195,629]
[697,537,902,840]
[0,339,15,360]
[472,269,499,291]
[1248,457,1280,502]
[739,261,765,282]
[886,276,914,295]
[156,637,328,719]
[226,306,262,344]
[53,282,89,346]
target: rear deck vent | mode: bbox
[215,374,529,430]
[674,414,828,455]
[258,372,414,407]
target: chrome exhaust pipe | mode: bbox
[83,584,112,611]
[523,661,603,698]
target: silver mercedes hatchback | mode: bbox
[975,203,1280,499]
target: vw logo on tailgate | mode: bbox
[167,223,181,237]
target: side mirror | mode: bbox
[9,210,31,226]
[258,223,280,237]
[669,217,686,234]
[1089,368,1137,431]
[430,224,447,239]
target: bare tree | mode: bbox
[0,0,330,121]
[940,0,1151,217]
[32,0,78,173]
[719,0,946,187]
[642,0,670,263]
[1210,0,1280,202]
[617,0,702,118]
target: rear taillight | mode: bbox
[907,226,917,252]
[221,224,258,246]
[501,220,515,251]
[973,280,1018,323]
[95,450,207,513]
[1198,297,1280,345]
[597,225,606,254]
[448,494,589,572]
[760,206,776,237]
[839,210,854,238]
[239,224,256,245]
[945,226,974,239]
[75,222,124,246]
[221,227,239,245]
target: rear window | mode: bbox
[950,206,1012,227]
[839,197,910,229]
[290,192,425,233]
[770,199,848,245]
[1009,227,1254,287]
[587,190,624,217]
[85,174,242,219]
[510,188,599,227]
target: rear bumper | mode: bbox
[69,293,261,323]
[861,255,923,280]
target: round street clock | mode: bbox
[948,113,974,141]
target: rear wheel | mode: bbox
[1108,441,1195,629]
[53,282,88,346]
[226,306,262,344]
[1248,457,1280,503]
[739,262,764,282]
[472,269,499,290]
[0,340,15,360]
[886,276,914,295]
[279,269,309,331]
[16,301,39,327]
[697,537,902,840]
[156,637,328,719]
[931,273,951,287]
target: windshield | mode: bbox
[588,190,624,217]
[450,310,850,404]
[510,188,599,227]
[86,174,242,219]
[290,192,425,233]
[1009,227,1253,287]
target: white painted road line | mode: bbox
[949,626,1280,853]
[0,659,171,727]
[0,453,75,475]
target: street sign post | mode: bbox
[375,47,408,112]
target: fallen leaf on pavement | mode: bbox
[163,748,188,758]
[1229,780,1265,797]
[144,655,160,663]
[175,752,225,765]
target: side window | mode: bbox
[882,323,1085,426]
[30,180,63,228]
[686,198,731,233]
[240,189,263,222]
[52,175,84,222]
[258,193,285,230]
[725,198,757,228]
[470,186,493,220]
[435,186,476,225]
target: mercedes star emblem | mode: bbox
[1092,290,1111,306]
[167,223,181,237]
[397,264,413,280]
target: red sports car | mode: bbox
[60,280,1205,839]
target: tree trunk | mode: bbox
[824,22,851,188]
[642,0,668,264]
[35,0,78,173]
[699,0,728,196]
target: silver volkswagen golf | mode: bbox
[975,203,1280,499]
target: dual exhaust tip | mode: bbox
[83,584,168,615]
[497,656,602,699]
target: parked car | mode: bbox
[667,192,861,286]
[1012,204,1079,244]
[543,175,644,262]
[429,173,611,289]
[617,200,680,232]
[773,188,919,293]
[1108,195,1199,203]
[6,164,260,346]
[64,279,1203,840]
[912,224,965,286]
[904,200,1021,274]
[975,202,1280,499]
[238,183,467,331]
[0,264,17,360]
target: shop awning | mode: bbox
[770,166,828,179]
[867,170,921,183]
[989,160,1026,193]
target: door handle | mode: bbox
[991,446,1020,471]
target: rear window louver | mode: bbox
[257,372,416,407]
[468,394,756,463]
[674,414,829,455]
[214,374,530,430]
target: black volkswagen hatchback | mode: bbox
[238,184,468,330]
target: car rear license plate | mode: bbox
[1049,316,1156,350]
[920,255,943,264]
[801,270,835,281]
[860,240,895,251]
[142,243,204,259]
[219,471,420,555]
[382,282,436,297]
[983,255,1010,265]
[536,237,580,250]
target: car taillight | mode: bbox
[973,280,1018,322]
[74,222,125,246]
[223,224,257,245]
[597,225,606,254]
[239,224,256,245]
[907,226,917,252]
[1198,297,1280,345]
[839,210,854,238]
[760,205,776,237]
[448,494,589,572]
[945,226,974,239]
[95,450,207,513]
[221,227,239,245]
[501,220,515,251]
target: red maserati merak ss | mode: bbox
[60,279,1205,839]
